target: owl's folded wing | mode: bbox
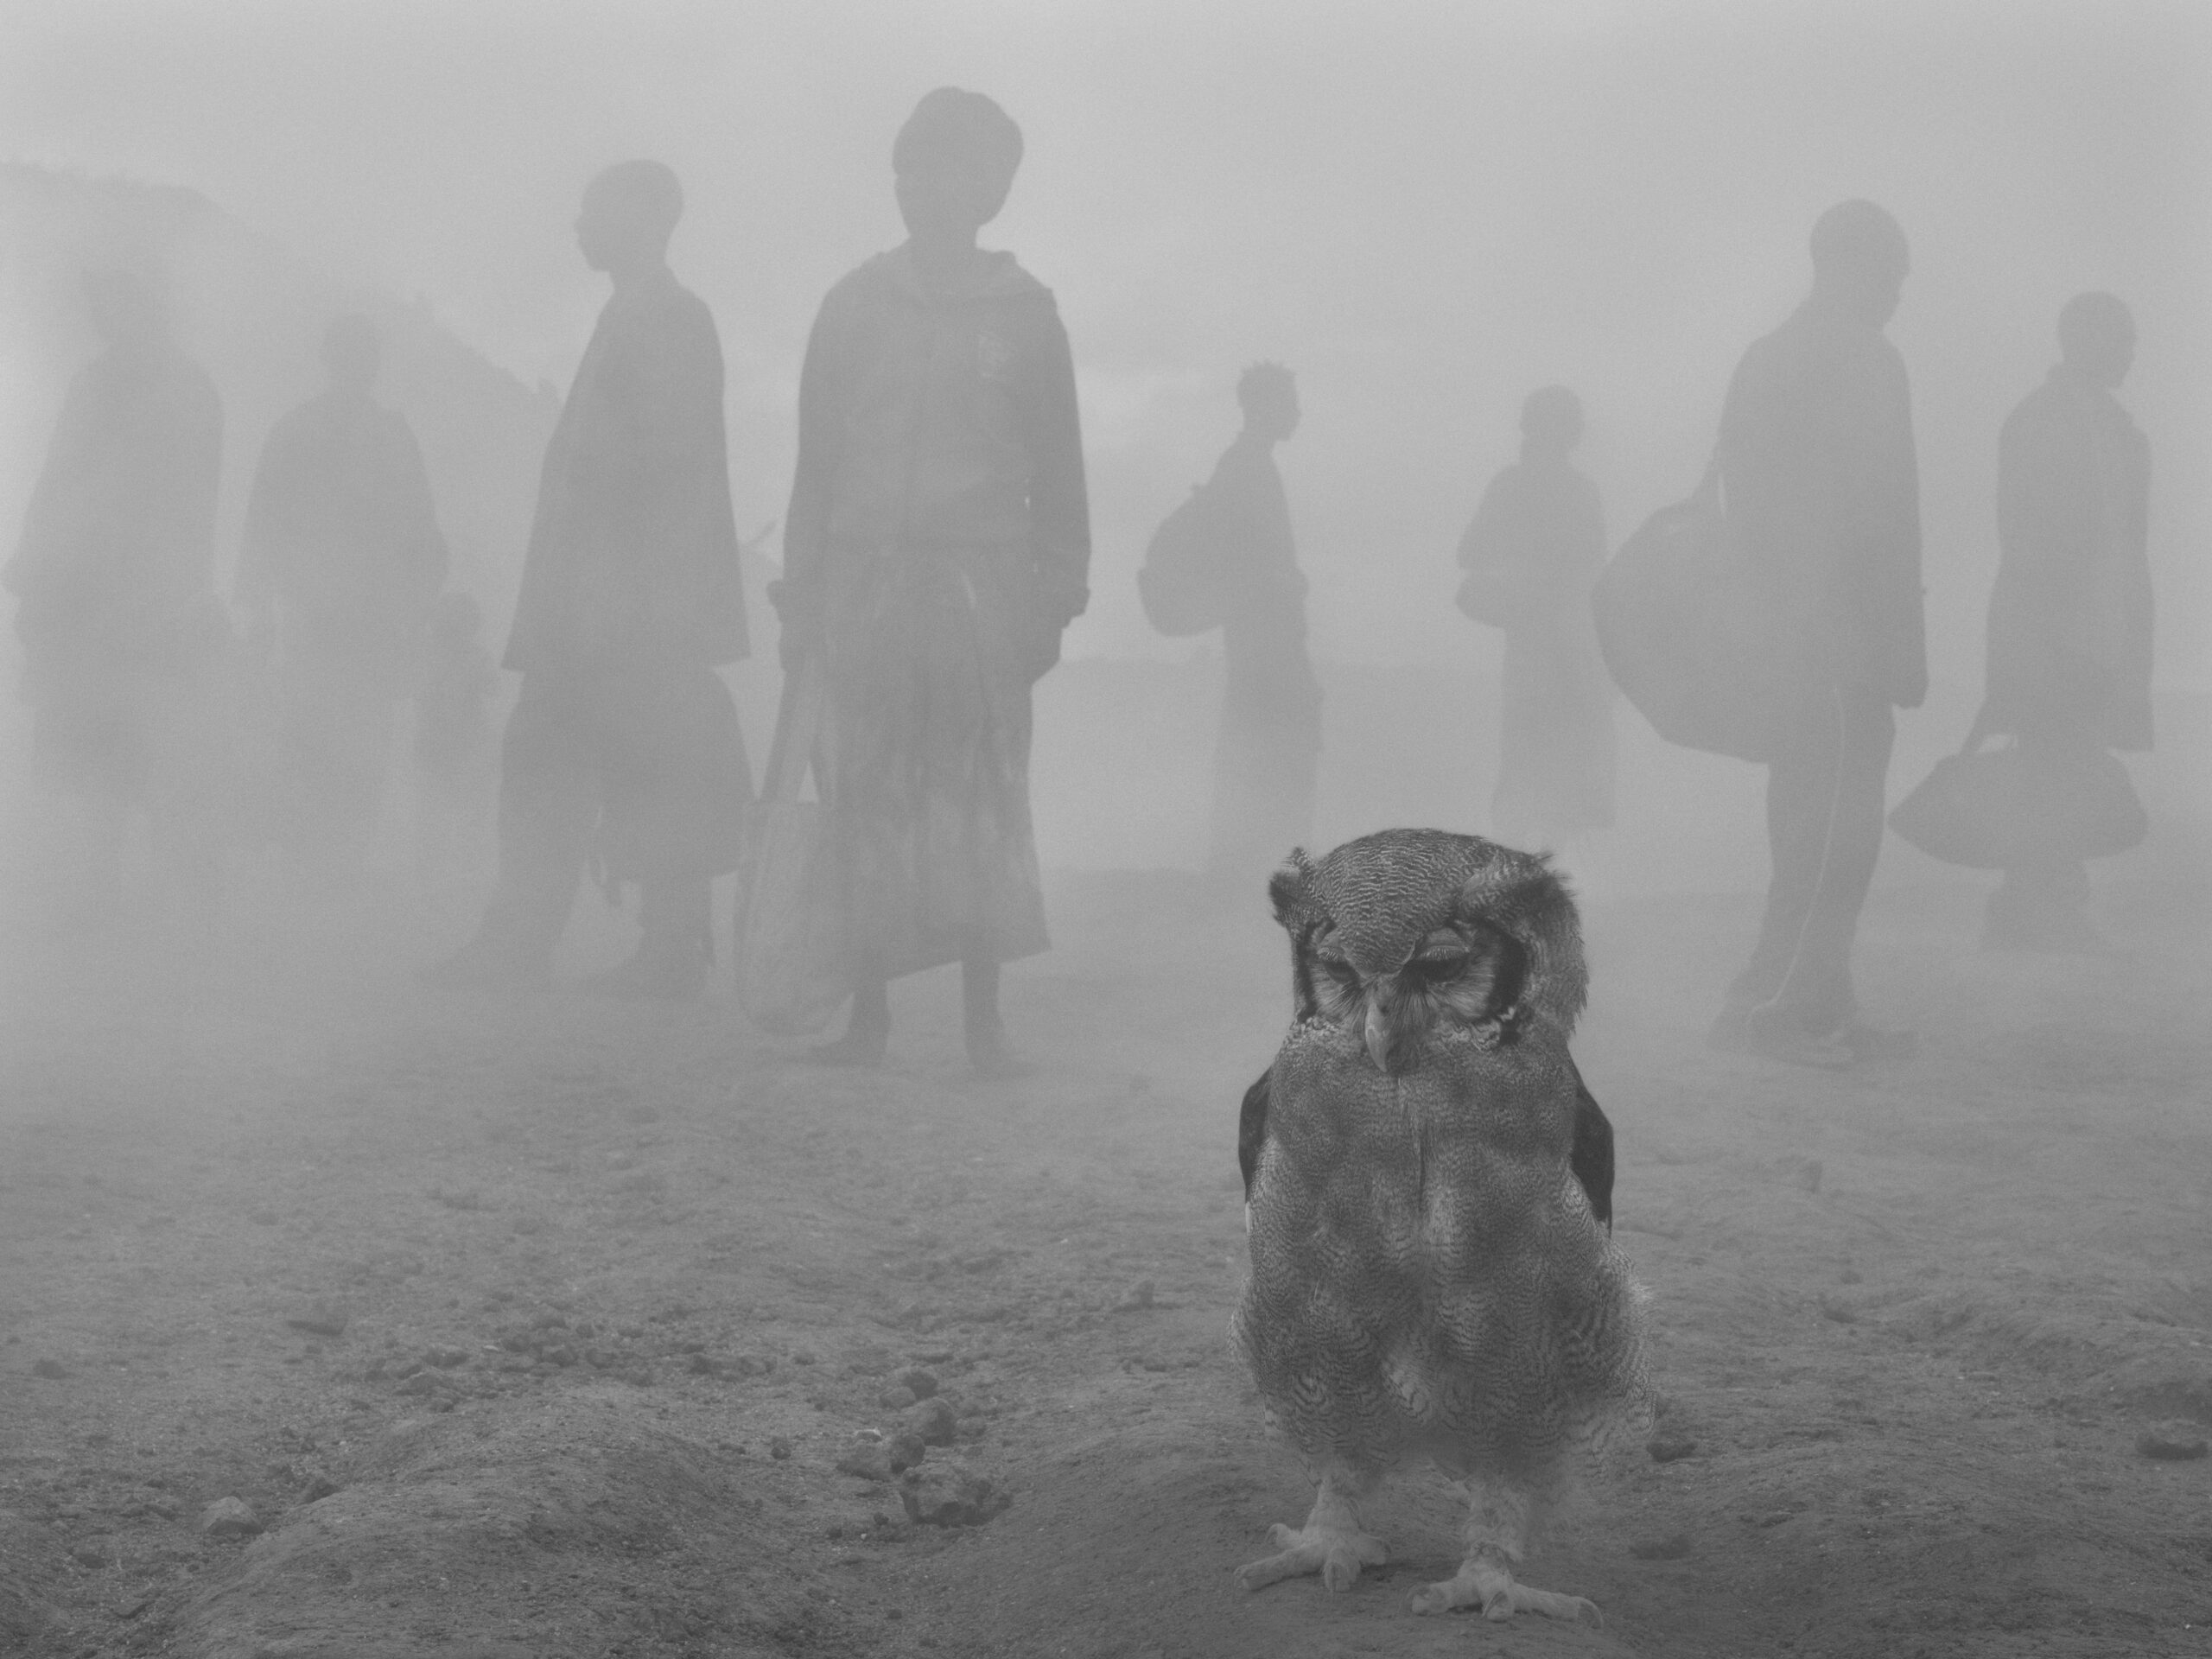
[1236,1068,1272,1200]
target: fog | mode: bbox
[2,5,2209,1656]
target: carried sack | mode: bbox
[731,659,848,1034]
[1137,482,1231,637]
[1592,458,1795,765]
[1455,562,1531,629]
[1888,742,2146,869]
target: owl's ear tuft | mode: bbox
[1268,849,1314,932]
[1459,853,1588,1033]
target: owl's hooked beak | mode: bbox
[1363,1000,1394,1075]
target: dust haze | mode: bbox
[0,4,2207,1657]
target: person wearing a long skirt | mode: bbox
[1454,385,1615,855]
[777,89,1090,1074]
[1972,292,2152,951]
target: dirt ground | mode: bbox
[2,859,2209,1659]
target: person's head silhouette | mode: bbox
[2057,291,2134,390]
[1237,362,1300,444]
[1808,200,1910,328]
[1520,385,1584,461]
[575,160,683,280]
[893,87,1023,249]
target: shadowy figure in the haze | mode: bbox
[412,590,500,894]
[1455,385,1615,853]
[424,161,749,997]
[1970,292,2152,951]
[778,87,1090,1074]
[1204,363,1322,886]
[5,269,228,921]
[236,315,448,883]
[1706,201,1925,1070]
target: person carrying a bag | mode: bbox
[1972,292,2152,951]
[1456,385,1615,853]
[1706,200,1925,1069]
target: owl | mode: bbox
[1230,829,1649,1624]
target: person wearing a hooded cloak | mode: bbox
[777,87,1090,1073]
[1455,385,1616,851]
[236,315,448,877]
[1970,292,2152,950]
[5,268,228,915]
[427,160,749,996]
[1201,361,1322,884]
[1706,201,1925,1070]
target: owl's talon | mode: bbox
[1235,1521,1387,1593]
[1411,1563,1601,1626]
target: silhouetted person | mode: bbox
[5,269,227,918]
[1972,292,2152,950]
[778,87,1089,1073]
[1456,385,1615,851]
[237,315,448,880]
[426,160,749,996]
[412,590,499,893]
[1203,362,1322,883]
[1707,200,1924,1068]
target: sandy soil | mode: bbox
[2,862,2208,1659]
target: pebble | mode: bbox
[877,1385,918,1411]
[893,1366,940,1399]
[900,1396,958,1447]
[768,1436,794,1461]
[31,1358,67,1379]
[284,1304,350,1338]
[2135,1423,2209,1461]
[1114,1280,1157,1313]
[1647,1436,1699,1464]
[836,1437,895,1483]
[899,1461,1010,1528]
[199,1497,262,1538]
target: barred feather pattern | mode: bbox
[1235,830,1649,1490]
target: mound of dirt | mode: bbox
[0,1509,67,1652]
[173,1392,862,1659]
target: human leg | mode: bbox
[423,674,596,985]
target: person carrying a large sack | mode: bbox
[773,88,1090,1074]
[423,160,751,999]
[1706,200,1925,1069]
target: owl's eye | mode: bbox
[1316,952,1359,986]
[1409,950,1471,983]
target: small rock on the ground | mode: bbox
[1628,1533,1693,1560]
[893,1365,940,1399]
[30,1358,67,1380]
[836,1436,895,1482]
[877,1384,918,1410]
[899,1460,1010,1528]
[2136,1422,2209,1461]
[1648,1436,1699,1463]
[1113,1279,1156,1312]
[199,1497,262,1537]
[284,1303,349,1338]
[901,1395,958,1447]
[768,1436,793,1461]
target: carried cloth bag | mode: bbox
[1137,480,1233,637]
[732,657,848,1034]
[1888,740,2146,869]
[1592,457,1795,764]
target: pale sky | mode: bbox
[4,0,2207,682]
